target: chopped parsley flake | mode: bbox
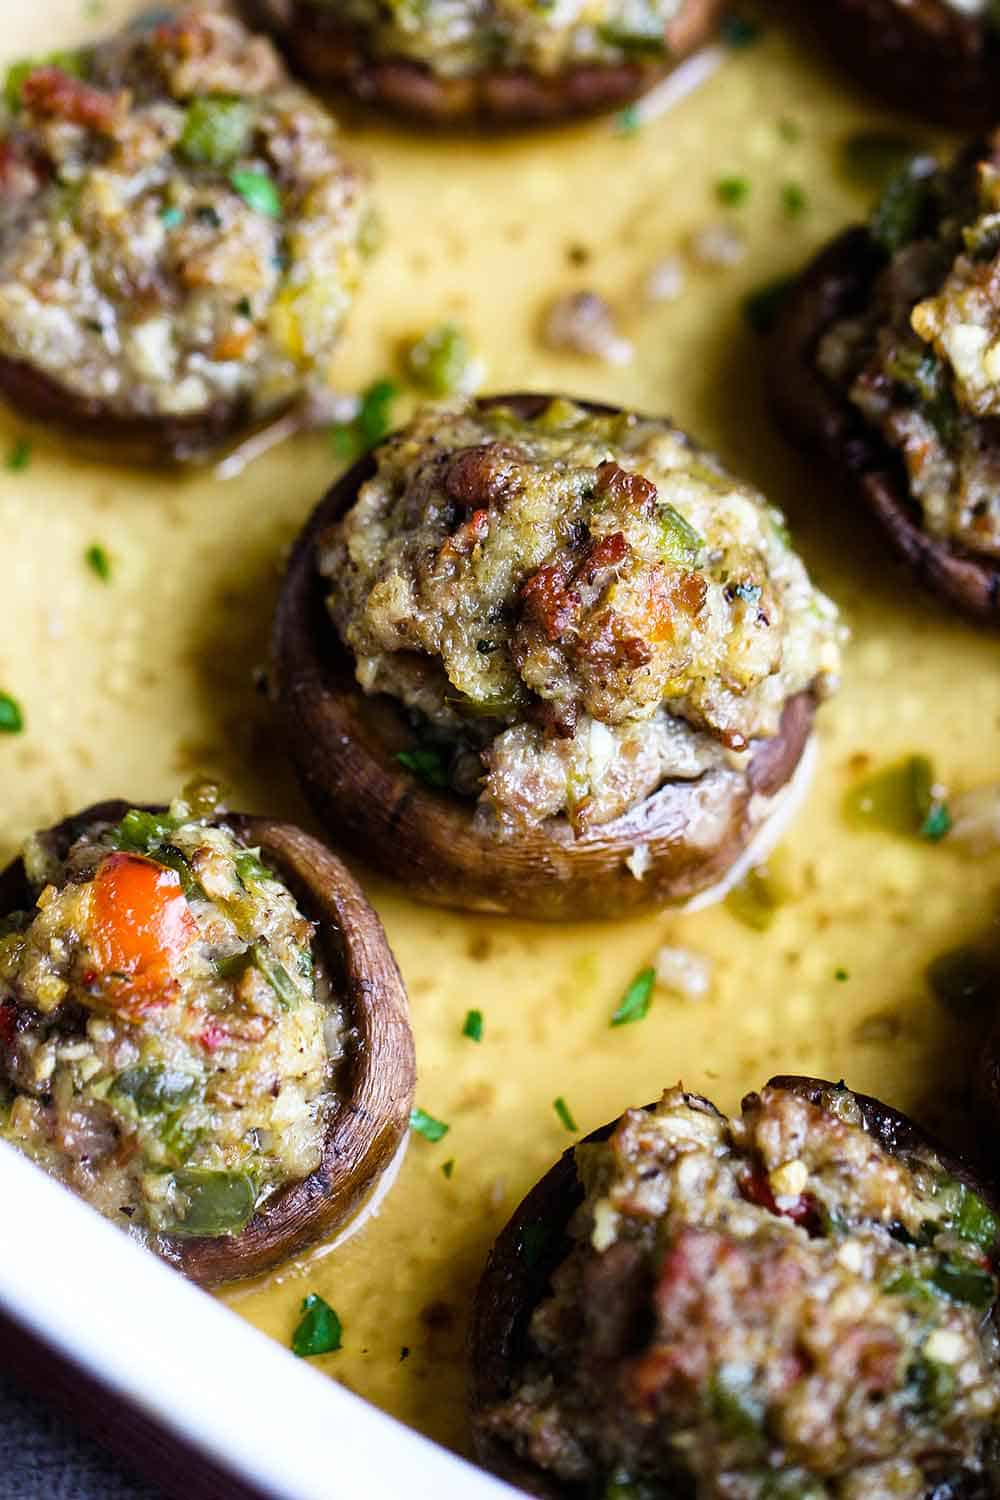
[717,176,750,207]
[462,1008,484,1042]
[229,169,281,218]
[553,1096,578,1133]
[835,967,849,982]
[5,437,31,471]
[610,966,656,1027]
[782,182,807,216]
[84,544,111,581]
[0,693,23,734]
[441,1158,455,1179]
[410,1107,449,1143]
[292,1294,342,1357]
[397,746,449,789]
[330,378,399,461]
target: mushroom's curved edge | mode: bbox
[244,0,725,126]
[469,1075,1000,1498]
[769,227,1000,622]
[782,0,1000,130]
[0,801,415,1287]
[270,392,818,923]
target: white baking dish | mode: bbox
[0,1140,519,1499]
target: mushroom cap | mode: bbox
[0,800,415,1286]
[770,226,1000,622]
[271,392,817,922]
[469,1074,1000,1497]
[245,0,725,125]
[783,0,1000,129]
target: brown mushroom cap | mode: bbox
[270,392,817,922]
[244,0,725,125]
[469,1074,1000,1498]
[782,0,1000,129]
[0,800,415,1287]
[770,227,1000,623]
[0,351,284,466]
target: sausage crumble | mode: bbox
[319,398,842,838]
[480,1085,1000,1499]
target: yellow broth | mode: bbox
[4,0,1000,1459]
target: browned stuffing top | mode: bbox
[0,3,368,427]
[481,1084,1000,1499]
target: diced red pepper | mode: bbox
[20,68,117,133]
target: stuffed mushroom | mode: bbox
[272,394,842,921]
[0,3,369,463]
[0,787,414,1286]
[772,136,1000,621]
[246,0,725,126]
[788,0,1000,130]
[471,1076,1000,1499]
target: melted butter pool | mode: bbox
[4,0,1000,1461]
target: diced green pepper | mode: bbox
[931,1255,997,1308]
[725,865,784,931]
[113,1065,197,1115]
[169,1168,256,1237]
[249,941,300,1010]
[109,807,179,853]
[230,168,281,218]
[660,504,703,565]
[180,96,252,167]
[843,755,949,841]
[956,1188,999,1250]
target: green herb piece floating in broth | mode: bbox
[717,176,750,207]
[292,1293,343,1357]
[403,324,477,397]
[84,544,111,581]
[0,693,24,734]
[441,1158,455,1178]
[743,276,796,335]
[330,378,399,461]
[781,182,807,217]
[610,967,655,1027]
[554,1096,578,1132]
[844,755,951,841]
[410,1107,449,1143]
[462,1009,484,1042]
[397,746,449,789]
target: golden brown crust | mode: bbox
[769,228,1000,623]
[245,0,725,125]
[270,393,816,923]
[0,800,415,1287]
[783,0,1000,128]
[468,1075,1000,1498]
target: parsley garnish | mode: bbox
[229,169,281,218]
[292,1294,342,1357]
[397,746,449,789]
[553,1096,578,1133]
[0,693,23,734]
[84,544,111,581]
[6,437,31,471]
[834,967,849,982]
[717,176,749,207]
[441,1158,455,1179]
[782,182,807,216]
[410,1107,449,1143]
[330,378,399,461]
[610,966,656,1026]
[462,1009,484,1042]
